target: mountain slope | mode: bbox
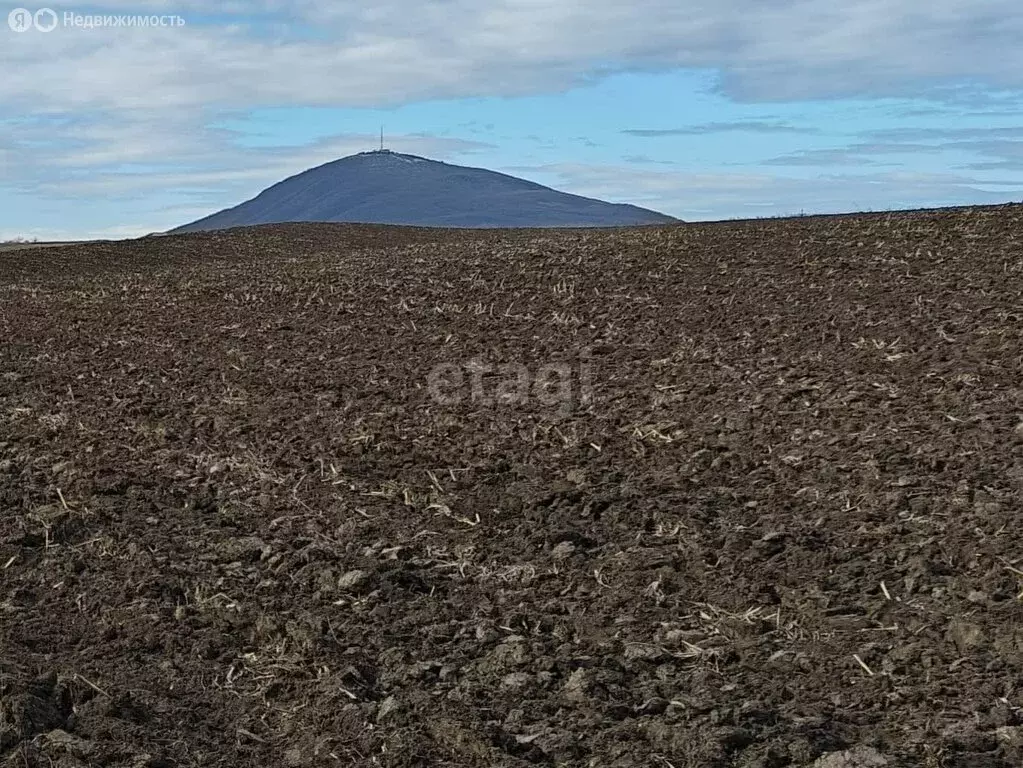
[171,151,677,232]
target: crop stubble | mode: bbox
[1,207,1023,766]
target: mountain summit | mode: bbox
[171,150,677,232]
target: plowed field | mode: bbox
[2,207,1023,767]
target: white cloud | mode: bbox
[5,1,1023,115]
[1,112,490,196]
[508,162,1023,220]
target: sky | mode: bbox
[2,0,1023,239]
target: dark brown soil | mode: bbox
[2,207,1022,767]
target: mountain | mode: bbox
[171,150,677,232]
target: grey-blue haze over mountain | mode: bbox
[172,150,677,232]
